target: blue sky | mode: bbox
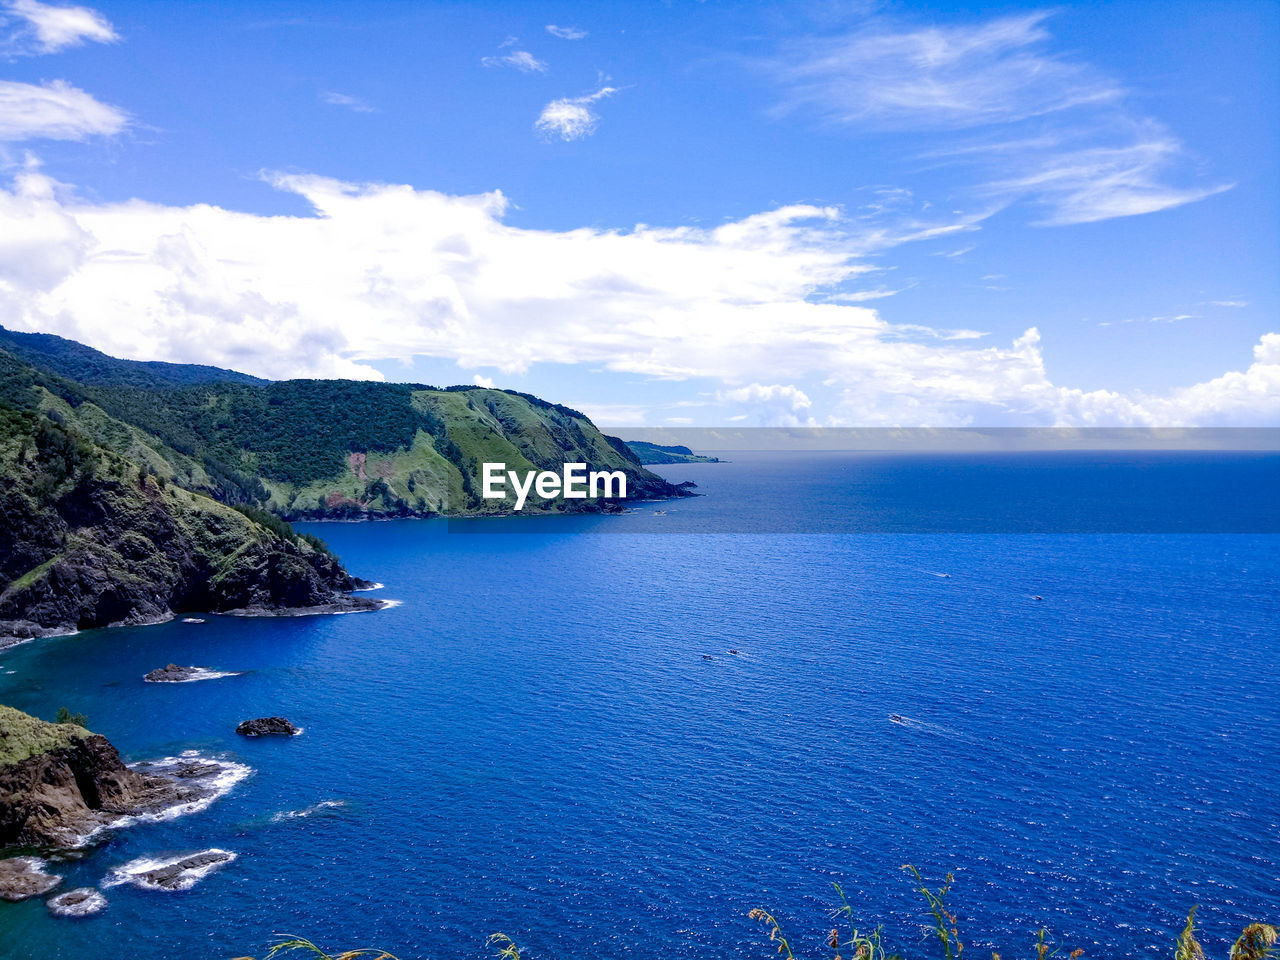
[1,0,1277,426]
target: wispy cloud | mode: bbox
[771,11,1230,227]
[1208,300,1249,308]
[775,13,1117,131]
[2,0,117,55]
[0,78,126,140]
[546,24,587,41]
[482,49,547,73]
[321,91,376,113]
[535,86,616,141]
[977,124,1233,226]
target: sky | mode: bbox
[0,0,1277,428]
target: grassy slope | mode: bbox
[0,704,90,767]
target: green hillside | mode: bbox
[0,329,684,520]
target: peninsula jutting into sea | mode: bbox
[1,1,1277,959]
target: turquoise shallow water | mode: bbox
[0,453,1277,960]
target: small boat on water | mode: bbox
[889,714,907,724]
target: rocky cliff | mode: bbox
[0,705,198,849]
[0,361,379,641]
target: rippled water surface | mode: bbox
[1,454,1276,960]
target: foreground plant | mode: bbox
[749,866,1276,960]
[232,935,397,960]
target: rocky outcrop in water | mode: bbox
[236,717,299,737]
[0,856,61,901]
[0,705,208,849]
[48,886,107,916]
[144,663,198,682]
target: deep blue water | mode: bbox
[1,452,1277,960]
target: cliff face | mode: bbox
[0,705,185,848]
[0,375,377,641]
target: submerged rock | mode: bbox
[0,856,61,901]
[235,717,299,737]
[48,886,107,917]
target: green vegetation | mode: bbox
[744,868,1276,960]
[0,704,91,766]
[53,707,88,727]
[624,440,721,464]
[233,869,1276,960]
[0,324,263,389]
[0,330,677,526]
[232,937,396,960]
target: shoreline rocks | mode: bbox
[0,707,224,849]
[0,856,61,901]
[236,717,299,737]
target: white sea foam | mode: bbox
[143,666,241,683]
[181,617,206,623]
[379,598,404,610]
[103,849,236,892]
[353,582,385,592]
[48,887,107,917]
[109,752,253,829]
[270,799,348,823]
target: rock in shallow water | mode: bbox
[106,849,235,891]
[48,886,107,917]
[144,663,196,682]
[0,857,61,901]
[235,717,300,737]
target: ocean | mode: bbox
[1,451,1277,960]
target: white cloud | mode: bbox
[472,373,496,388]
[546,25,587,41]
[773,12,1229,226]
[775,13,1117,131]
[981,126,1233,226]
[721,383,815,427]
[535,86,615,140]
[321,91,376,113]
[482,49,547,73]
[0,79,127,140]
[0,167,1274,425]
[3,0,117,55]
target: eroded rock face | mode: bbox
[0,856,61,901]
[0,732,204,849]
[235,717,299,737]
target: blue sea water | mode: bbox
[1,452,1277,960]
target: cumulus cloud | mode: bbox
[721,383,815,427]
[0,78,127,140]
[0,167,1274,425]
[3,0,117,55]
[482,49,547,73]
[545,25,587,41]
[773,12,1230,226]
[535,86,615,140]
